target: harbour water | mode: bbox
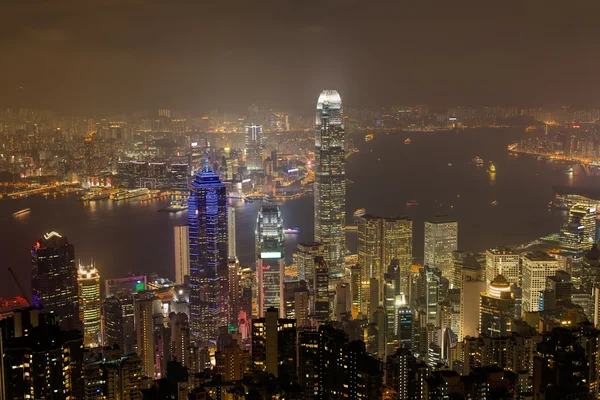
[0,127,587,296]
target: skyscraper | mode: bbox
[256,205,285,317]
[560,204,597,252]
[314,90,346,277]
[522,252,559,313]
[424,216,458,282]
[228,205,236,259]
[485,247,520,287]
[313,256,329,322]
[293,242,324,283]
[77,263,101,348]
[479,275,515,337]
[188,162,229,343]
[174,225,190,285]
[134,292,157,378]
[245,123,264,170]
[31,231,79,330]
[357,214,412,300]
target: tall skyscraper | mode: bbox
[560,204,597,252]
[134,292,157,378]
[479,275,515,337]
[424,216,458,282]
[314,90,346,277]
[188,162,229,343]
[251,307,297,377]
[313,256,329,322]
[522,252,559,313]
[245,123,264,170]
[228,205,236,258]
[31,231,79,330]
[357,214,412,300]
[293,242,324,283]
[485,247,520,287]
[174,225,190,285]
[256,205,285,317]
[77,263,101,348]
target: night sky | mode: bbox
[2,0,600,113]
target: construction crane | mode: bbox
[8,267,30,307]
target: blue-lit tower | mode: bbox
[188,160,229,344]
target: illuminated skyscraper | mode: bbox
[293,242,324,283]
[228,206,236,259]
[522,251,559,313]
[424,216,458,282]
[560,204,597,252]
[31,231,79,330]
[174,225,190,285]
[188,162,229,343]
[134,292,157,378]
[314,90,346,277]
[256,205,285,317]
[245,123,264,170]
[313,256,329,322]
[357,214,412,299]
[77,263,101,348]
[485,247,520,287]
[479,275,514,337]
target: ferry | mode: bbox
[284,227,300,234]
[12,208,30,217]
[354,208,366,218]
[526,126,537,132]
[158,200,188,213]
[81,192,110,201]
[365,133,374,142]
[474,156,484,166]
[489,163,496,173]
[111,188,150,201]
[406,200,418,207]
[404,138,412,145]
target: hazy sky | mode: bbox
[2,0,600,113]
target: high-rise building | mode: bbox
[228,206,236,259]
[314,90,346,277]
[479,275,515,337]
[251,307,296,378]
[357,214,412,299]
[77,263,101,348]
[134,292,157,378]
[522,252,559,313]
[560,204,597,252]
[245,123,264,170]
[256,205,285,317]
[215,342,250,381]
[174,225,190,285]
[313,256,329,323]
[188,162,229,343]
[169,312,191,369]
[424,217,458,281]
[485,247,520,286]
[83,351,143,400]
[103,294,136,355]
[293,242,324,283]
[169,163,189,191]
[31,231,79,330]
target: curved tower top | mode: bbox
[316,90,342,110]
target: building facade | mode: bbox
[77,263,101,348]
[424,217,458,282]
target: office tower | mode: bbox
[84,135,94,177]
[174,225,190,285]
[424,216,458,281]
[251,307,297,377]
[357,214,413,299]
[561,204,597,252]
[77,263,101,348]
[522,252,559,313]
[228,258,241,326]
[453,250,485,290]
[3,320,84,399]
[479,275,515,337]
[349,264,363,319]
[316,325,348,397]
[294,242,324,283]
[460,279,486,340]
[256,205,285,317]
[335,282,352,320]
[420,265,443,326]
[103,294,136,355]
[485,247,520,286]
[188,162,229,343]
[343,340,384,398]
[298,330,320,399]
[397,306,413,349]
[31,231,79,330]
[546,270,573,304]
[215,342,250,381]
[385,348,427,400]
[169,163,189,191]
[313,256,330,322]
[245,123,264,170]
[135,293,157,378]
[228,206,236,258]
[83,351,143,400]
[169,312,191,368]
[314,90,346,277]
[283,280,309,326]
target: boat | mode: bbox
[404,138,412,145]
[158,200,188,213]
[284,227,300,234]
[526,126,537,132]
[354,208,366,218]
[448,163,452,167]
[406,200,418,207]
[489,163,496,173]
[111,188,150,201]
[12,208,30,217]
[81,192,110,201]
[491,200,498,206]
[365,133,374,142]
[474,156,484,166]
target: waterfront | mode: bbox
[0,127,589,296]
